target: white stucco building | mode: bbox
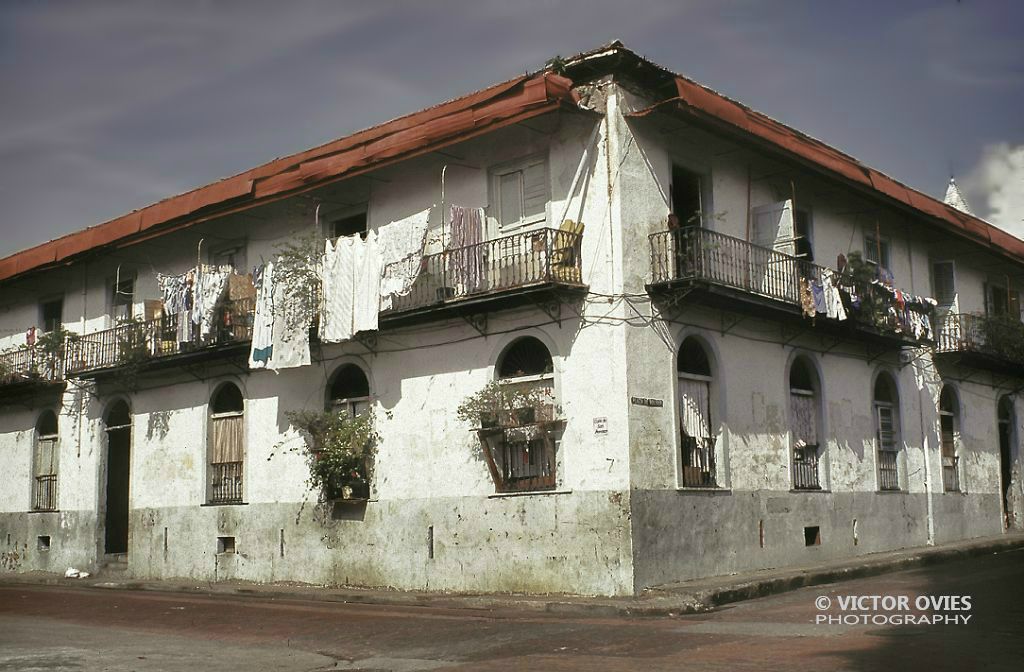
[1,43,1020,596]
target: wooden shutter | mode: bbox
[932,261,956,308]
[678,378,711,439]
[790,393,817,445]
[521,161,548,223]
[876,405,895,451]
[751,200,795,255]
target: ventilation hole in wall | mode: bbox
[758,519,765,549]
[427,525,435,560]
[852,519,859,546]
[5,533,10,546]
[217,536,236,554]
[163,528,168,553]
[804,526,821,547]
[279,529,285,558]
[37,535,51,552]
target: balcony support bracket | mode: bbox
[535,299,562,327]
[354,332,379,355]
[720,311,744,336]
[461,313,488,337]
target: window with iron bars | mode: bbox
[33,412,58,511]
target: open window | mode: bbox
[985,282,1020,320]
[32,411,59,511]
[789,356,822,490]
[329,210,368,240]
[39,297,64,334]
[939,385,961,492]
[874,372,901,491]
[479,336,558,493]
[864,234,891,272]
[328,364,370,417]
[671,165,704,227]
[110,275,135,323]
[677,337,717,487]
[931,261,956,311]
[208,383,244,504]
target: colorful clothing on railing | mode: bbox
[379,208,431,311]
[156,271,193,343]
[799,278,816,318]
[446,205,486,295]
[821,269,848,321]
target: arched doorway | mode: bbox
[104,400,132,555]
[998,396,1014,529]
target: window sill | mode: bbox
[488,489,571,499]
[27,509,59,514]
[201,501,248,507]
[789,488,831,494]
[676,487,732,494]
[877,489,906,494]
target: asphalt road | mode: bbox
[2,547,1023,671]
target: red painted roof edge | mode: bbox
[629,73,1024,264]
[0,71,575,283]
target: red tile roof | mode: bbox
[0,72,575,282]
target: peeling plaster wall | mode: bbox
[615,82,1011,591]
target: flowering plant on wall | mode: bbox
[286,408,376,500]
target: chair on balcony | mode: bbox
[551,219,584,283]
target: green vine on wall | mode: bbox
[282,409,377,500]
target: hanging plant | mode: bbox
[285,408,377,500]
[457,381,558,429]
[272,233,323,334]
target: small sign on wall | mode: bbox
[593,417,608,434]
[630,396,664,407]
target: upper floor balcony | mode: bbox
[648,227,936,348]
[379,226,586,326]
[935,312,1024,375]
[64,298,255,378]
[0,343,65,397]
[1,227,587,382]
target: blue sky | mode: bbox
[1,0,1021,258]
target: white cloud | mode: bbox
[964,143,1024,237]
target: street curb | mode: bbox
[3,534,1023,618]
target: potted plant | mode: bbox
[286,408,376,501]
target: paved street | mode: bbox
[2,547,1022,671]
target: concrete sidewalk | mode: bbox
[5,532,1024,618]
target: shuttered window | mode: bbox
[932,261,956,308]
[33,435,58,511]
[494,158,548,230]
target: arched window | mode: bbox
[678,337,716,487]
[939,385,960,492]
[32,410,58,511]
[209,383,244,504]
[789,357,821,490]
[328,364,370,417]
[490,336,556,491]
[874,372,901,490]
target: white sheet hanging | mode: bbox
[320,236,356,343]
[678,377,711,439]
[379,208,430,310]
[354,229,381,334]
[191,268,230,339]
[268,259,311,371]
[249,262,275,369]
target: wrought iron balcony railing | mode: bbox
[382,226,584,315]
[0,344,64,386]
[64,298,255,376]
[649,227,934,342]
[935,312,1024,367]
